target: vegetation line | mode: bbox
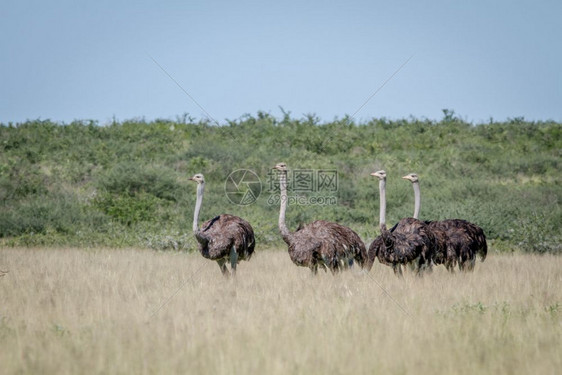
[0,114,560,253]
[365,272,412,317]
[148,263,206,319]
[350,54,414,120]
[147,53,220,126]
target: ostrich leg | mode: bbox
[230,246,238,277]
[311,264,318,275]
[392,264,403,277]
[217,259,229,277]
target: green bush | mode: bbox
[96,162,181,201]
[0,115,560,252]
[0,192,106,238]
[93,192,160,226]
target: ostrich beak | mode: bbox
[188,177,194,181]
[370,172,378,176]
[402,175,409,180]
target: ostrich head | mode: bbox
[370,170,386,180]
[273,162,288,172]
[189,173,205,184]
[402,173,418,183]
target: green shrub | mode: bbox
[1,115,560,251]
[0,192,106,238]
[96,162,180,201]
[93,192,161,226]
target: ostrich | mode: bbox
[273,162,367,274]
[400,173,487,271]
[400,173,455,271]
[426,219,487,271]
[189,173,255,277]
[384,173,437,273]
[366,170,432,276]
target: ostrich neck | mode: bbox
[412,181,420,219]
[193,183,204,235]
[379,179,387,229]
[378,178,391,241]
[278,171,291,242]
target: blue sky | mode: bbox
[1,0,560,124]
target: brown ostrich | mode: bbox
[427,219,487,271]
[399,173,455,271]
[189,173,255,277]
[366,170,432,276]
[385,173,436,273]
[400,173,487,271]
[273,162,367,274]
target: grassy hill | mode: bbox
[1,112,560,253]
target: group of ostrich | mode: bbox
[188,163,487,278]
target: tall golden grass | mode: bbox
[1,248,560,374]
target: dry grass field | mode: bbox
[1,248,560,374]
